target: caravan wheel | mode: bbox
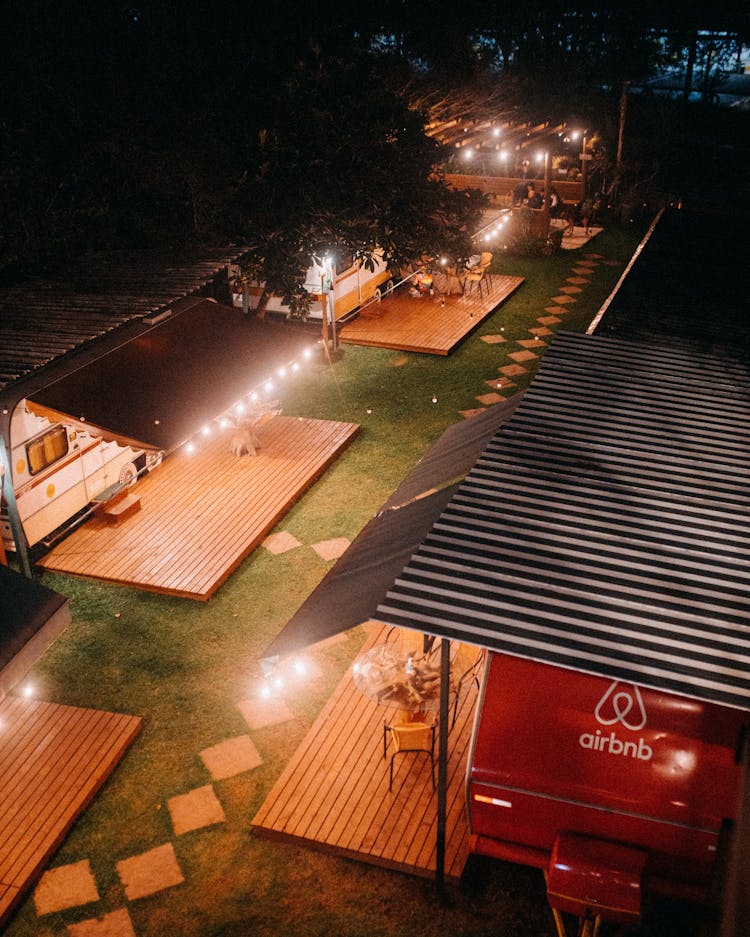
[384,278,394,294]
[119,462,138,487]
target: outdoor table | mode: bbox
[352,643,441,714]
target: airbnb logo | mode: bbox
[579,681,653,761]
[594,681,647,731]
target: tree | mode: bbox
[229,50,487,317]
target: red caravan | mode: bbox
[466,653,744,927]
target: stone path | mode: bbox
[468,247,619,415]
[31,531,333,934]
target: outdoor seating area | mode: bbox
[340,269,524,355]
[252,623,486,881]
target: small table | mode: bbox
[352,644,441,714]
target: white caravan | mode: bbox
[231,250,395,322]
[1,402,161,553]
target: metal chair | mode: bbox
[383,718,436,790]
[449,645,486,729]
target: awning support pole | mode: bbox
[0,411,33,578]
[435,637,451,897]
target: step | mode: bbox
[103,494,141,524]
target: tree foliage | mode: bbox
[230,51,487,315]
[1,1,747,284]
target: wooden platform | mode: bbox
[339,275,524,355]
[252,626,482,881]
[37,415,359,601]
[0,696,141,929]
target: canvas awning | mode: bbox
[27,299,319,453]
[262,398,522,664]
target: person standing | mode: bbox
[581,197,594,236]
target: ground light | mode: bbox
[257,656,312,699]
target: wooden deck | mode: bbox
[0,696,141,929]
[339,275,524,355]
[252,625,482,881]
[37,415,359,601]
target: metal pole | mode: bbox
[542,150,551,235]
[435,637,451,896]
[328,261,338,353]
[0,407,33,577]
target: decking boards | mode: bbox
[0,696,141,929]
[339,275,524,355]
[37,415,359,601]
[252,626,481,881]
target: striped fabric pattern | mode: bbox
[377,330,750,710]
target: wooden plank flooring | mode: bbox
[38,416,359,601]
[0,696,141,929]
[252,625,482,881]
[339,275,524,355]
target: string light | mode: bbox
[175,339,321,455]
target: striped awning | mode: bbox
[376,330,750,711]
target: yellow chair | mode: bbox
[479,252,494,287]
[463,265,488,297]
[383,718,436,790]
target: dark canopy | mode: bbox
[0,564,68,671]
[262,399,522,664]
[30,300,319,453]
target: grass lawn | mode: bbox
[6,223,646,937]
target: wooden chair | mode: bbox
[479,252,494,287]
[383,717,436,790]
[463,265,488,297]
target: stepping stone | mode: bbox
[262,531,302,555]
[67,908,137,937]
[480,334,507,344]
[584,253,604,259]
[390,355,409,366]
[116,843,184,901]
[459,408,487,419]
[572,267,593,275]
[238,696,295,730]
[518,339,546,349]
[550,295,575,304]
[475,392,504,405]
[200,735,263,780]
[168,785,226,836]
[35,860,99,916]
[508,350,539,362]
[544,305,570,315]
[566,277,590,285]
[499,364,527,377]
[311,537,351,561]
[602,258,623,266]
[558,285,582,294]
[485,378,516,391]
[529,326,553,336]
[537,315,561,325]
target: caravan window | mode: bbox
[334,253,355,276]
[26,426,69,475]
